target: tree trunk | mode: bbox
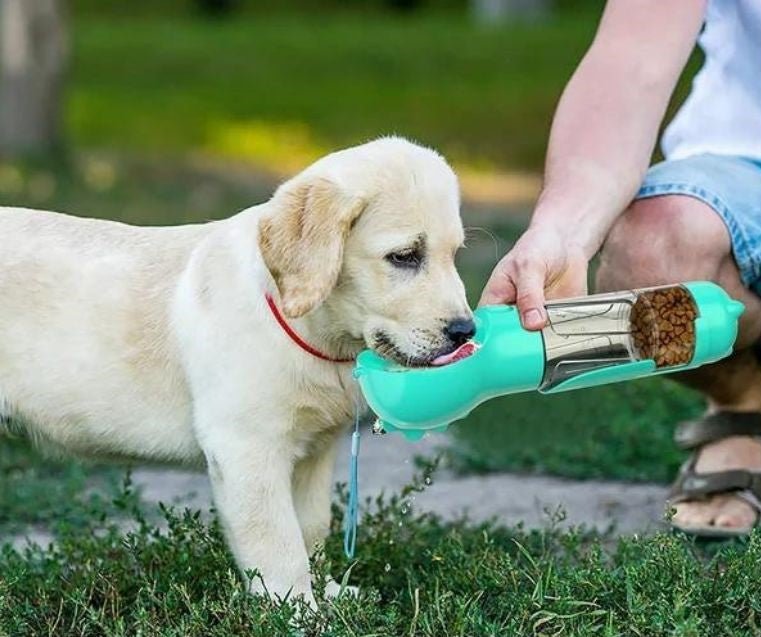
[0,0,67,157]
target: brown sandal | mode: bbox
[669,412,761,538]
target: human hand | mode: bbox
[478,225,590,330]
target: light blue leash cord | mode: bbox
[343,402,361,559]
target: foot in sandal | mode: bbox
[670,415,761,537]
[667,344,761,537]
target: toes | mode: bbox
[672,495,757,531]
[713,498,757,530]
[672,499,715,528]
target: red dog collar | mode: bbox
[264,293,354,364]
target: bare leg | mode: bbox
[597,195,761,531]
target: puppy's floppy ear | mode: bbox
[258,177,366,318]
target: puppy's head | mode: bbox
[258,137,472,366]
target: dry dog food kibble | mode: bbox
[630,287,697,367]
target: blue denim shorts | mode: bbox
[635,153,761,297]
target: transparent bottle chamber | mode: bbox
[540,284,698,391]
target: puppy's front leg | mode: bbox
[292,431,341,555]
[199,422,314,606]
[293,430,360,600]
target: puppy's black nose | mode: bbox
[444,317,476,345]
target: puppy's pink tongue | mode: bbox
[430,342,478,367]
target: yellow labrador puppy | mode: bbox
[0,137,473,605]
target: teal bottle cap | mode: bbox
[354,305,544,439]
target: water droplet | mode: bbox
[424,476,432,486]
[384,563,391,572]
[389,538,394,545]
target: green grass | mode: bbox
[0,154,270,225]
[0,438,132,533]
[67,9,597,172]
[448,378,702,482]
[1,475,760,636]
[66,7,700,174]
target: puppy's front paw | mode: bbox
[324,578,359,599]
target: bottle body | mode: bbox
[540,285,699,391]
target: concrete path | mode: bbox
[125,430,669,538]
[9,430,671,550]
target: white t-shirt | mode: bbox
[661,0,761,161]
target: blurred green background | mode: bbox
[0,0,704,490]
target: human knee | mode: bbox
[596,196,731,291]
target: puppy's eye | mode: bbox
[386,249,422,269]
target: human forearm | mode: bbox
[480,0,706,321]
[531,0,707,258]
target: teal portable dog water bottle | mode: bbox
[353,282,744,440]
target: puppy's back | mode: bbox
[0,207,207,462]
